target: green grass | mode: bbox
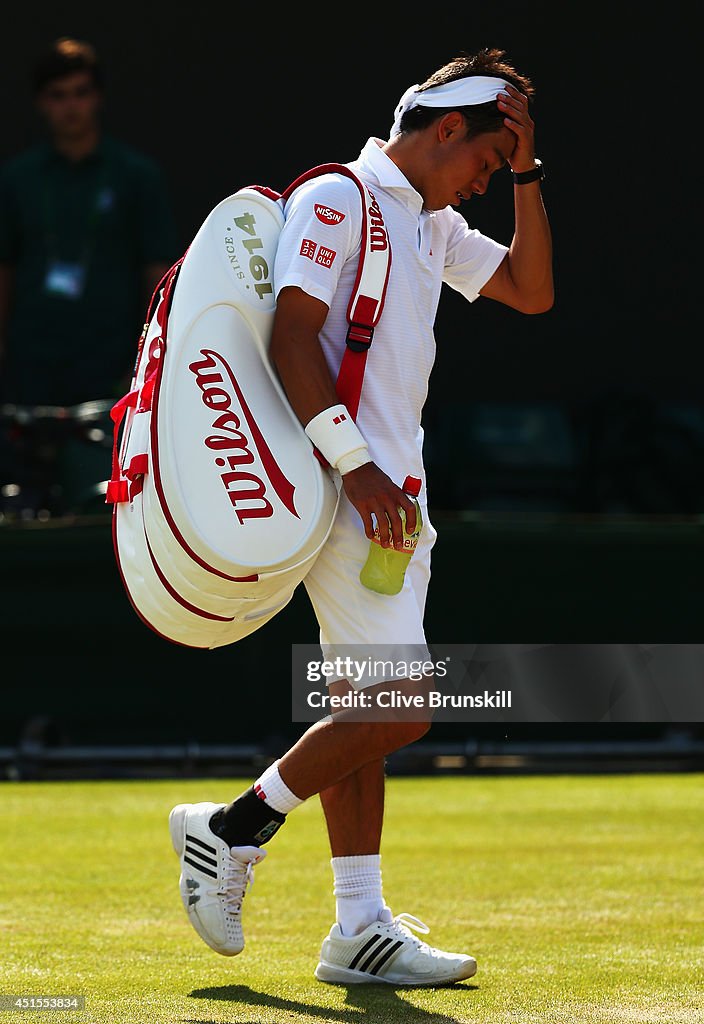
[1,774,703,1024]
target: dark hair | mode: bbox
[399,47,534,139]
[33,37,104,95]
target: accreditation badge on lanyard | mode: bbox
[44,260,87,299]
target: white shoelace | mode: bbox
[389,912,433,952]
[210,853,258,914]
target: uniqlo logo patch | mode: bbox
[315,246,336,269]
[300,238,317,260]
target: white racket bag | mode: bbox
[106,164,391,649]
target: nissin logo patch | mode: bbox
[314,204,345,225]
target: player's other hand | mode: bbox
[498,83,536,173]
[342,462,417,549]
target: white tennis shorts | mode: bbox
[303,488,437,688]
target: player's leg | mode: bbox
[168,704,429,958]
[313,507,437,937]
[319,755,385,857]
[310,710,476,986]
[309,510,474,984]
[319,757,387,937]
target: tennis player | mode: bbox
[169,46,553,986]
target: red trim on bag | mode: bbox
[110,506,221,650]
[144,531,235,622]
[248,185,282,201]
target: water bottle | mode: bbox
[359,475,423,595]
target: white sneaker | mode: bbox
[315,909,477,986]
[168,801,265,956]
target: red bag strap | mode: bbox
[254,163,392,424]
[106,258,184,504]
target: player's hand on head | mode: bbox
[498,84,536,173]
[342,462,417,549]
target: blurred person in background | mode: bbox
[0,36,179,514]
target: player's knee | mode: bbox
[403,716,433,744]
[383,714,433,751]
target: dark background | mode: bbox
[2,8,696,409]
[2,8,702,766]
[4,7,700,516]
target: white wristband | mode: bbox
[336,446,372,476]
[305,403,369,470]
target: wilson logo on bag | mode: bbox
[188,348,298,522]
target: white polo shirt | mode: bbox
[273,137,508,501]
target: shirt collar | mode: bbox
[43,134,106,167]
[352,137,427,217]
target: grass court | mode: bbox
[1,773,702,1023]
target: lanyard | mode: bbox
[42,154,109,270]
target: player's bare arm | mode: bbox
[269,286,416,549]
[269,286,337,423]
[479,84,553,313]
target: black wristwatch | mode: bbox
[512,159,545,185]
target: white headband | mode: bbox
[389,76,510,138]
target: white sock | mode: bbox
[253,760,304,814]
[331,854,385,936]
